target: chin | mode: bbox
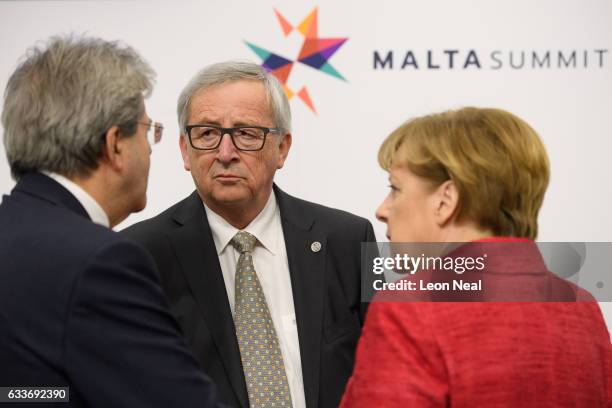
[131,196,147,213]
[210,187,251,204]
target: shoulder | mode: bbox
[121,193,196,244]
[63,222,157,279]
[4,188,122,260]
[276,186,373,234]
[1,195,157,290]
[75,235,160,295]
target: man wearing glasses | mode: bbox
[123,61,377,408]
[0,36,223,407]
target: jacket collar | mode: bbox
[13,172,89,221]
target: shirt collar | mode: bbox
[43,171,110,228]
[204,190,279,256]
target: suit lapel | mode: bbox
[167,192,249,408]
[275,185,326,408]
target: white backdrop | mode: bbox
[1,0,611,327]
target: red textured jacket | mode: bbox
[341,239,611,407]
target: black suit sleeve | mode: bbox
[359,220,380,323]
[63,239,224,408]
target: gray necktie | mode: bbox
[231,231,293,408]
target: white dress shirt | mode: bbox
[203,192,306,408]
[44,172,110,228]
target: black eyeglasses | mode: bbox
[184,125,280,151]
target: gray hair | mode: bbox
[177,60,291,135]
[1,34,155,180]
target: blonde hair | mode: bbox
[378,107,550,239]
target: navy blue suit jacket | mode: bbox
[0,173,223,407]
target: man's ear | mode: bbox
[433,180,459,226]
[179,135,191,171]
[276,133,292,169]
[102,125,123,171]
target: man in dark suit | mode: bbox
[0,36,222,407]
[123,61,377,408]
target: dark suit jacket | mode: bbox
[122,185,378,408]
[0,173,222,408]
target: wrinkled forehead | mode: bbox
[188,79,274,124]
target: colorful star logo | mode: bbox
[245,7,348,114]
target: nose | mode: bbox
[216,132,238,163]
[376,197,389,224]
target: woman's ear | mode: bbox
[433,180,459,226]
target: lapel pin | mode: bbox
[311,241,322,253]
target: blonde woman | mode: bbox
[341,108,611,407]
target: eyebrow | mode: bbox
[190,121,265,127]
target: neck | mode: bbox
[68,170,125,228]
[203,190,272,230]
[439,220,494,242]
[213,208,256,230]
